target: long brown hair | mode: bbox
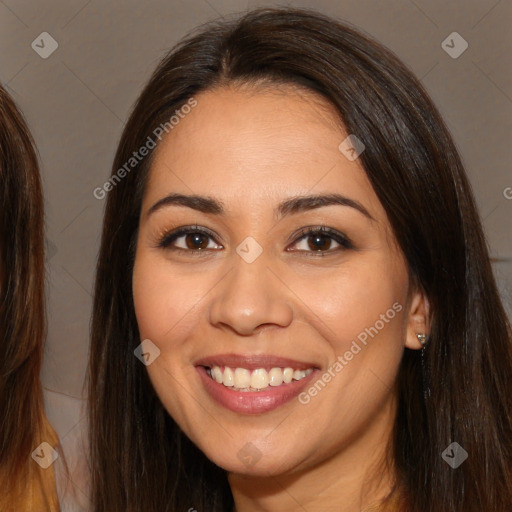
[0,84,59,509]
[88,7,512,511]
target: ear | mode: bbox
[405,288,431,350]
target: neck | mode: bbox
[229,392,399,512]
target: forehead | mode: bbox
[143,84,385,222]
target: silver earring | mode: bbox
[416,333,431,399]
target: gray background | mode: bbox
[1,0,510,433]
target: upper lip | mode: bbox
[194,353,319,371]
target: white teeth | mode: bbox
[268,367,283,387]
[234,368,251,389]
[207,365,313,391]
[222,367,234,387]
[251,368,269,389]
[213,367,223,384]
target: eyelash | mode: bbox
[156,224,354,257]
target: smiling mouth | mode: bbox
[204,365,314,392]
[195,355,319,414]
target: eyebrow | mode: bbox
[147,192,375,221]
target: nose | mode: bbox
[208,250,293,336]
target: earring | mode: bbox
[416,333,431,399]
[416,333,427,347]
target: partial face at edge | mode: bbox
[132,84,424,476]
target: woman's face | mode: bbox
[132,85,424,477]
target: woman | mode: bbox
[88,7,512,511]
[0,84,60,510]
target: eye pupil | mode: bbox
[308,234,331,251]
[186,233,208,250]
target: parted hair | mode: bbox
[0,84,59,511]
[88,7,512,511]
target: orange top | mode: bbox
[0,416,60,512]
[363,486,409,512]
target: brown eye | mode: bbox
[184,232,210,250]
[306,233,334,251]
[288,226,354,255]
[158,226,222,252]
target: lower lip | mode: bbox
[196,366,318,414]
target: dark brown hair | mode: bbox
[0,84,59,508]
[88,7,512,511]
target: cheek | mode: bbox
[291,257,407,355]
[132,250,200,343]
[132,251,203,425]
[289,254,408,422]
[132,258,170,342]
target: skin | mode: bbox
[132,84,430,512]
